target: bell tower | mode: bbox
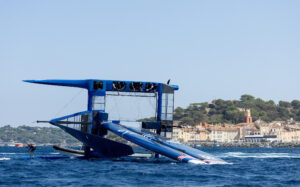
[245,109,252,123]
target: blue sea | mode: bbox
[0,146,299,187]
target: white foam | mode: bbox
[220,152,300,158]
[188,159,207,165]
[0,158,10,160]
[50,152,60,155]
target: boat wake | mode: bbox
[50,152,60,155]
[220,152,300,158]
[0,157,11,161]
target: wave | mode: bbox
[0,158,11,160]
[50,152,60,155]
[220,152,300,158]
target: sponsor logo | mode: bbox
[177,155,193,161]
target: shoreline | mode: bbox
[188,142,300,148]
[1,142,300,148]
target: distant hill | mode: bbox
[0,125,127,145]
[0,125,79,145]
[174,94,300,125]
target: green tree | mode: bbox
[279,101,291,108]
[224,110,244,123]
[240,94,255,102]
[291,100,300,109]
[181,117,194,125]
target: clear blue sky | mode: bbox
[1,1,300,126]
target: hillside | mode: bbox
[174,94,300,125]
[0,125,79,145]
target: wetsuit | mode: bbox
[27,144,36,156]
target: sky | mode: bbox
[0,1,300,126]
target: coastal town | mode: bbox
[172,109,300,146]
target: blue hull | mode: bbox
[55,124,134,158]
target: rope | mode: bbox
[54,89,84,117]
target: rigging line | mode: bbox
[109,94,121,120]
[115,96,121,120]
[54,89,84,118]
[136,96,141,121]
[147,95,156,112]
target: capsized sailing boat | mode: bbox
[25,79,228,164]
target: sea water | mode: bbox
[0,146,299,186]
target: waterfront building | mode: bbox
[277,128,300,143]
[171,121,182,140]
[237,123,260,140]
[171,113,300,143]
[244,135,277,143]
[259,124,271,135]
[199,129,211,141]
[209,126,239,143]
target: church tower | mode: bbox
[245,109,252,124]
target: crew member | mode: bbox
[27,143,36,157]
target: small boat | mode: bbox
[15,143,24,147]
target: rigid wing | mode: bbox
[24,79,228,164]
